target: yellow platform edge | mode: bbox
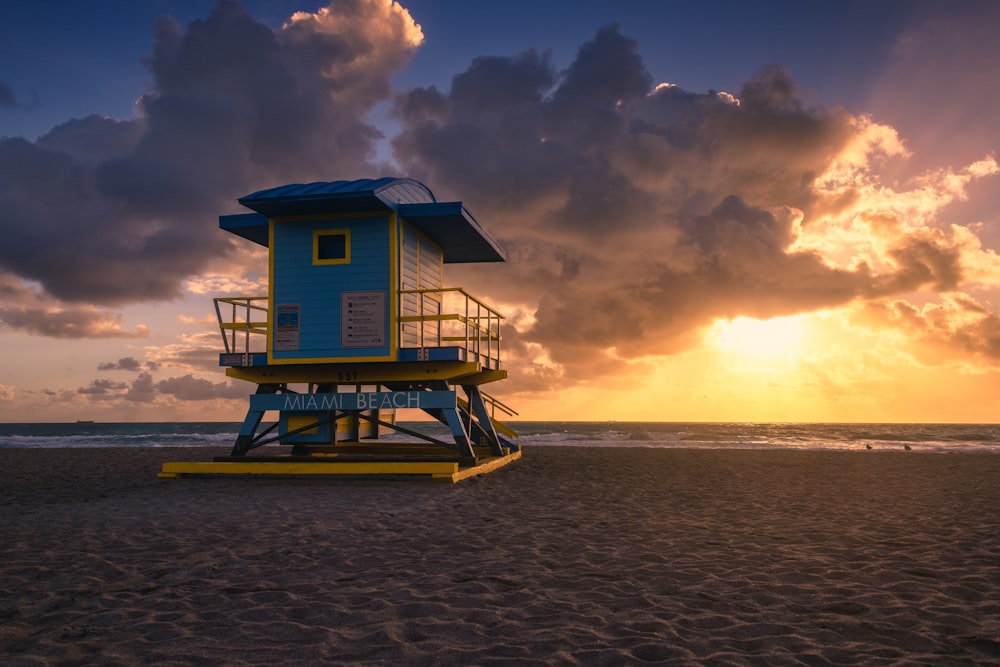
[437,448,521,483]
[157,449,521,484]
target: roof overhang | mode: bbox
[220,213,268,247]
[398,202,506,263]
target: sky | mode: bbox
[1,0,999,423]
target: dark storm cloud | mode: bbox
[392,24,986,385]
[0,303,148,339]
[0,0,419,313]
[0,273,147,338]
[37,115,145,165]
[518,197,863,367]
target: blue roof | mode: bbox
[238,177,436,216]
[221,178,505,263]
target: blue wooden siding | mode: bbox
[270,215,392,361]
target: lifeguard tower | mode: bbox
[159,178,520,482]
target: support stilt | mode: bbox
[231,383,280,455]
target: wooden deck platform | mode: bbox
[158,446,520,483]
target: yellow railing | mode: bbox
[470,392,519,421]
[488,393,518,420]
[214,288,504,367]
[214,296,268,354]
[399,287,503,368]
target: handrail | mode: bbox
[483,391,518,419]
[214,296,268,354]
[214,288,504,367]
[456,392,519,438]
[399,287,504,368]
[400,286,498,311]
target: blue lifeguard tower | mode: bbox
[159,178,520,482]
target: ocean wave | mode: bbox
[0,421,997,452]
[0,424,239,449]
[0,435,235,449]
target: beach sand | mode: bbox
[2,446,999,666]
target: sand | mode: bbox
[1,446,999,666]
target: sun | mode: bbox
[709,315,807,360]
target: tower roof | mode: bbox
[221,177,505,263]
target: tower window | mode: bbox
[314,229,350,264]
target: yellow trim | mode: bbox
[438,450,521,483]
[218,322,268,335]
[157,449,520,482]
[312,228,351,265]
[159,461,459,477]
[225,360,486,384]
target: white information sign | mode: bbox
[341,291,386,348]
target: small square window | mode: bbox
[317,233,346,259]
[314,229,350,264]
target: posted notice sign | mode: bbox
[341,290,386,348]
[274,304,300,351]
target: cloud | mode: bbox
[0,274,148,338]
[125,373,158,403]
[3,4,998,407]
[184,273,268,296]
[81,362,243,403]
[392,24,1000,392]
[178,313,218,328]
[77,379,128,396]
[97,357,144,372]
[857,295,1000,368]
[155,374,247,401]
[151,331,226,373]
[0,307,147,339]
[0,0,421,316]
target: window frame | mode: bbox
[312,228,351,265]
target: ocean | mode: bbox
[0,421,998,453]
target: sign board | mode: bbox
[274,304,300,351]
[250,390,457,412]
[342,290,386,348]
